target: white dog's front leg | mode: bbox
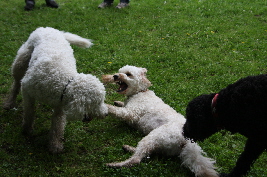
[107,104,135,122]
[114,101,124,107]
[49,107,66,154]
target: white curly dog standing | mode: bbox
[3,27,108,153]
[102,65,218,177]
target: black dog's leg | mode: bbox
[226,138,266,177]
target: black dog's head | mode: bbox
[183,94,218,142]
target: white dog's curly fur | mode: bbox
[3,27,108,153]
[102,65,218,177]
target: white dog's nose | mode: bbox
[113,75,119,80]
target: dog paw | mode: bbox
[106,163,122,168]
[114,101,124,107]
[106,157,141,168]
[122,145,136,153]
[106,161,132,168]
[49,140,64,154]
[106,162,135,168]
[49,145,64,154]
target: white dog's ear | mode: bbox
[140,68,152,88]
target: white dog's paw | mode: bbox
[49,141,64,154]
[114,101,124,107]
[106,158,141,168]
[106,162,125,168]
[122,145,136,153]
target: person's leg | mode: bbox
[98,0,114,8]
[24,0,35,11]
[116,0,129,9]
[45,0,59,8]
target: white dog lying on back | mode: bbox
[102,65,218,177]
[3,27,108,153]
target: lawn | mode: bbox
[0,0,266,176]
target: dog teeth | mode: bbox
[116,81,122,85]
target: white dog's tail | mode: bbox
[180,140,218,177]
[63,32,93,48]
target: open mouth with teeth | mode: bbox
[116,80,128,93]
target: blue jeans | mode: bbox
[104,0,129,3]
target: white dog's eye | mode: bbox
[126,73,132,76]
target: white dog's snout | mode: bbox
[113,75,119,80]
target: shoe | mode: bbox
[116,2,129,9]
[98,2,113,8]
[45,0,59,8]
[24,0,35,10]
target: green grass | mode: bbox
[0,0,267,176]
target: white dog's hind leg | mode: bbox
[3,42,33,110]
[22,92,35,136]
[49,107,66,154]
[106,132,157,168]
[3,80,22,110]
[180,140,218,177]
[122,145,136,153]
[107,156,142,168]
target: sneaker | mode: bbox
[98,2,113,8]
[45,0,59,8]
[116,2,129,9]
[24,0,35,11]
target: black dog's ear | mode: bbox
[184,94,218,141]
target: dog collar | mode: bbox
[211,93,224,130]
[60,78,73,101]
[211,93,219,117]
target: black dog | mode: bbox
[183,74,267,177]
